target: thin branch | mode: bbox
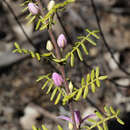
[56,12,73,44]
[3,0,37,49]
[90,0,130,76]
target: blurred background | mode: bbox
[0,0,130,130]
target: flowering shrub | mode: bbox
[13,0,124,130]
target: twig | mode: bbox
[3,0,38,49]
[56,12,72,44]
[90,0,130,76]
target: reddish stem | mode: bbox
[37,0,78,130]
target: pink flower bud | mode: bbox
[57,34,67,48]
[52,72,64,86]
[28,3,39,15]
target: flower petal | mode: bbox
[57,116,72,123]
[74,110,82,124]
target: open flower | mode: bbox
[57,34,67,48]
[28,3,40,15]
[57,110,96,129]
[52,72,64,86]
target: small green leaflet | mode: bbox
[25,13,32,20]
[95,111,103,119]
[57,125,63,130]
[97,125,103,130]
[96,67,99,78]
[117,118,125,125]
[83,85,88,99]
[36,19,41,30]
[50,87,58,101]
[76,48,83,61]
[75,88,82,101]
[91,69,95,81]
[41,125,48,130]
[110,106,116,114]
[96,79,100,87]
[103,122,108,130]
[91,83,96,93]
[70,53,74,67]
[81,43,88,55]
[32,125,37,130]
[42,80,49,90]
[104,106,111,116]
[46,82,53,94]
[99,76,108,80]
[27,16,36,25]
[86,37,96,46]
[87,118,96,123]
[55,92,62,104]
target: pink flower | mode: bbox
[57,34,67,48]
[28,3,39,15]
[52,72,64,86]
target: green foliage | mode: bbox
[62,67,107,105]
[38,0,75,30]
[21,0,75,30]
[37,73,65,105]
[13,42,53,61]
[53,29,100,67]
[20,0,39,25]
[32,124,63,130]
[36,67,106,106]
[83,106,124,130]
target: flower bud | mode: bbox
[28,3,39,15]
[46,40,54,51]
[74,111,82,128]
[47,0,55,11]
[69,81,73,93]
[68,122,73,130]
[52,72,63,86]
[57,34,67,48]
